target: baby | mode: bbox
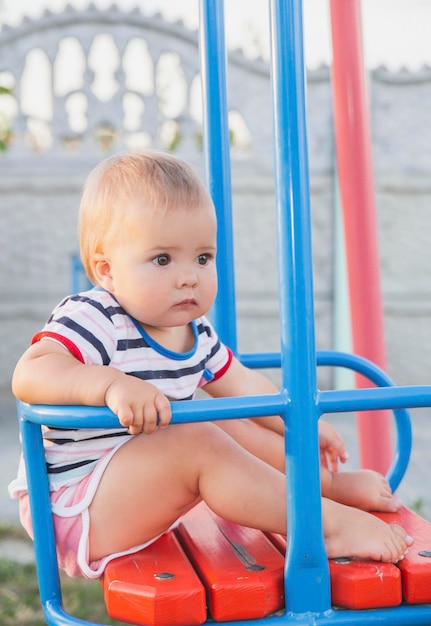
[10,150,412,579]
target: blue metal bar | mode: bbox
[18,409,102,626]
[317,351,413,492]
[18,394,290,429]
[198,0,238,352]
[21,382,424,428]
[239,351,282,369]
[43,602,101,626]
[319,386,431,414]
[18,418,61,607]
[70,253,92,293]
[240,349,413,490]
[196,605,431,626]
[269,0,329,614]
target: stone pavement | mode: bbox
[2,387,431,558]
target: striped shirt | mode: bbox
[11,288,232,493]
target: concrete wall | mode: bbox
[1,6,431,391]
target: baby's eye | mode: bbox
[196,253,212,266]
[153,254,171,266]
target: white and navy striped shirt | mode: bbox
[11,288,232,493]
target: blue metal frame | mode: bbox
[17,0,431,624]
[199,0,237,351]
[71,253,92,293]
[16,362,431,626]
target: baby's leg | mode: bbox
[321,467,401,513]
[88,421,287,561]
[217,419,401,514]
[215,418,286,472]
[88,421,412,565]
[323,498,413,563]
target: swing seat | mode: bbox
[102,502,285,625]
[102,502,431,625]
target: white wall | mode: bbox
[1,7,431,391]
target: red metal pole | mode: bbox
[329,0,393,474]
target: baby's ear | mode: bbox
[92,253,113,291]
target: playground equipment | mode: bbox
[15,0,431,624]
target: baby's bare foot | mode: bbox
[323,469,402,512]
[323,499,413,563]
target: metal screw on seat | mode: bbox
[154,572,176,580]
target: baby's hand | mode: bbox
[104,375,171,435]
[318,419,349,472]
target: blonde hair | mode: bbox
[79,150,213,284]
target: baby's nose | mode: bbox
[177,268,198,287]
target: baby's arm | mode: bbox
[203,356,284,434]
[12,339,171,435]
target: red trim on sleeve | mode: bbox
[31,331,85,363]
[212,346,233,382]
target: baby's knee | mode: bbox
[181,421,236,454]
[173,420,220,444]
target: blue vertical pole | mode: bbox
[18,416,63,617]
[198,0,238,353]
[269,0,331,614]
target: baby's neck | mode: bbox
[143,323,195,354]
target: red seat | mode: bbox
[102,504,431,624]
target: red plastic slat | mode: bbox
[375,506,431,604]
[267,532,402,609]
[329,558,401,609]
[177,502,285,621]
[102,531,207,626]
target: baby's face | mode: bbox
[100,201,218,329]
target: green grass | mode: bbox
[410,497,430,519]
[0,525,130,626]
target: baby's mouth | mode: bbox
[175,298,197,307]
